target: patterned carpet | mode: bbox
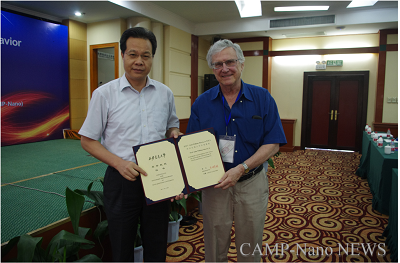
[166,149,392,262]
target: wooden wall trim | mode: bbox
[270,47,379,56]
[180,118,296,152]
[280,119,296,152]
[387,44,398,51]
[89,42,119,97]
[263,37,272,93]
[374,29,399,124]
[231,37,272,92]
[243,50,264,56]
[230,37,270,43]
[191,35,199,105]
[372,122,398,138]
[180,118,189,134]
[375,49,386,123]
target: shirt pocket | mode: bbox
[151,108,169,135]
[238,118,264,147]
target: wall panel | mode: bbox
[164,26,192,119]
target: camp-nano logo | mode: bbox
[1,37,22,47]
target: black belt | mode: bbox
[238,165,263,182]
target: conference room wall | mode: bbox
[78,18,396,145]
[270,34,380,148]
[238,41,264,88]
[164,25,192,119]
[384,34,398,124]
[87,18,127,81]
[382,48,398,123]
[198,37,213,96]
[64,19,88,130]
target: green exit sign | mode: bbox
[327,60,343,67]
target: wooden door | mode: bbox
[90,43,119,97]
[301,72,369,152]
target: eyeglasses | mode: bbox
[125,52,153,61]
[211,59,238,69]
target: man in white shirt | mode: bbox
[79,27,182,262]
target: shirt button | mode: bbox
[235,150,237,153]
[234,134,236,136]
[240,101,242,103]
[233,119,235,121]
[144,125,146,127]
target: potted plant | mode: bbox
[167,191,202,243]
[75,177,143,261]
[134,223,143,262]
[1,187,102,262]
[168,199,184,243]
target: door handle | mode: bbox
[330,110,334,120]
[335,110,338,121]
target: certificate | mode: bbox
[133,128,225,205]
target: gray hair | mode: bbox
[206,39,245,69]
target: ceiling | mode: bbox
[2,1,398,40]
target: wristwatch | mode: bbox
[241,162,250,174]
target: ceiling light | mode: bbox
[275,6,329,12]
[75,12,82,16]
[347,0,378,8]
[235,0,262,18]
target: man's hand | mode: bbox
[215,165,244,190]
[166,128,183,139]
[170,193,188,202]
[115,159,147,181]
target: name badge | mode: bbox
[219,135,236,163]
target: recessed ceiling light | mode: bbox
[235,0,262,18]
[274,6,329,12]
[75,12,82,16]
[347,0,378,8]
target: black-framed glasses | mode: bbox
[211,59,238,69]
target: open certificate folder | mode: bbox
[133,128,225,205]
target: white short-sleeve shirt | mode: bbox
[79,74,179,163]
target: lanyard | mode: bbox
[222,89,242,135]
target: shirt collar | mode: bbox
[211,80,253,102]
[120,74,154,92]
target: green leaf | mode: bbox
[74,254,102,262]
[78,226,92,239]
[76,227,95,251]
[65,187,85,235]
[1,236,20,258]
[32,243,47,262]
[45,230,94,261]
[189,191,202,203]
[179,198,187,215]
[55,242,80,261]
[170,211,179,222]
[76,190,104,207]
[267,158,275,169]
[134,224,142,248]
[62,246,67,262]
[93,220,109,240]
[17,235,42,262]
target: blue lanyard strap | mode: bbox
[222,89,242,127]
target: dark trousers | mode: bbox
[103,166,170,262]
